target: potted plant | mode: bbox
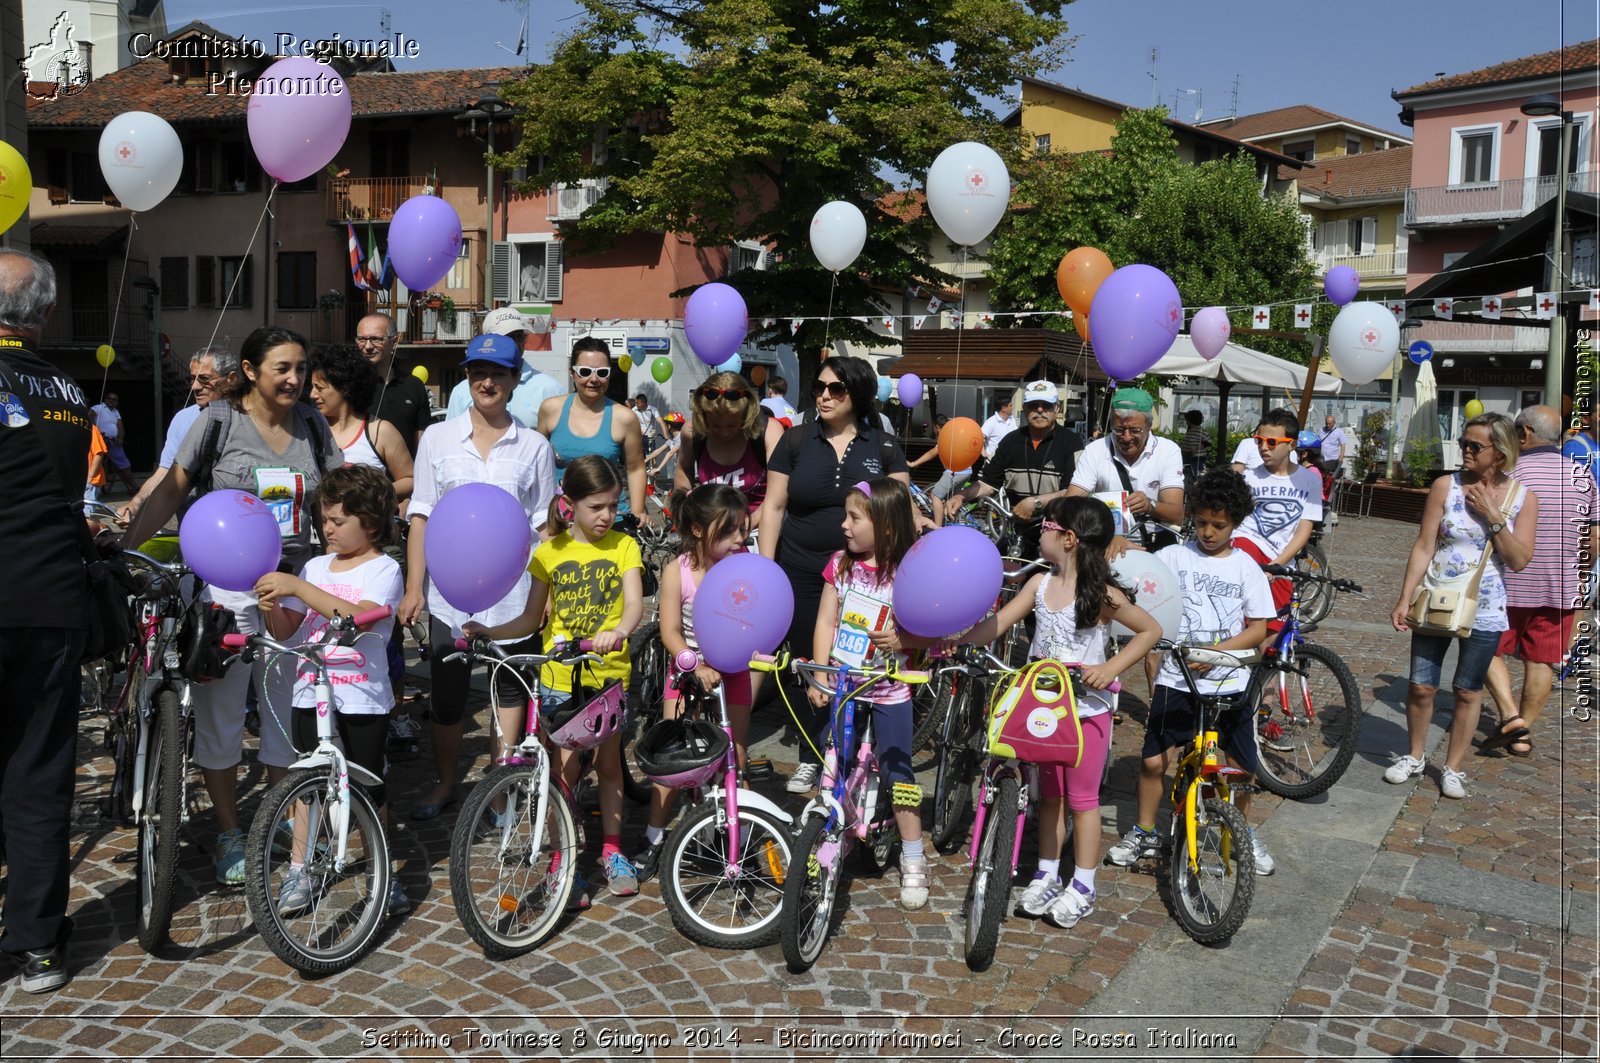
[1351,410,1389,482]
[1404,436,1442,487]
[438,295,456,327]
[423,292,444,310]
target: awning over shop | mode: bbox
[882,328,1113,385]
[28,222,130,250]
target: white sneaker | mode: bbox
[785,763,820,794]
[1383,754,1425,784]
[1105,826,1159,866]
[899,856,929,911]
[1249,829,1276,876]
[1439,766,1467,800]
[1330,511,1339,526]
[1017,872,1063,917]
[1043,879,1096,929]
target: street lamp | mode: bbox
[460,89,513,310]
[1521,92,1572,408]
[131,275,161,458]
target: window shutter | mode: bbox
[196,255,215,307]
[491,241,512,303]
[1360,216,1377,256]
[1393,219,1409,255]
[543,240,564,302]
[194,140,215,193]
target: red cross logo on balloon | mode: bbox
[1361,328,1378,345]
[966,171,987,193]
[116,142,135,164]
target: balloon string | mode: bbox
[103,214,137,401]
[953,245,968,387]
[205,181,279,357]
[821,271,838,353]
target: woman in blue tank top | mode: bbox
[537,336,648,518]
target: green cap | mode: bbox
[1109,387,1154,414]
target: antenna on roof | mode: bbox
[1229,75,1240,119]
[1148,47,1159,108]
[380,8,391,39]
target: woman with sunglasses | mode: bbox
[537,336,650,525]
[675,371,785,524]
[757,354,911,793]
[1387,412,1536,801]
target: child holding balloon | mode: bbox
[959,497,1162,929]
[465,455,645,899]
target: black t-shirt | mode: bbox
[0,339,92,629]
[768,420,908,580]
[979,425,1084,554]
[375,367,432,458]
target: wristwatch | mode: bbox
[1486,521,1505,537]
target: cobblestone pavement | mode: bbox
[1,514,1596,1061]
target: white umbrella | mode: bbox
[1405,358,1440,475]
[1150,335,1344,392]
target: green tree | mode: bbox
[497,0,1071,384]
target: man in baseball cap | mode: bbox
[959,378,1084,555]
[444,307,565,427]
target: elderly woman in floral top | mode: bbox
[1387,413,1537,801]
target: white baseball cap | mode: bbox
[483,306,531,336]
[1022,379,1059,406]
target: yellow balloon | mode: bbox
[1463,398,1484,419]
[618,354,634,373]
[0,140,29,236]
[411,365,429,385]
[95,344,116,368]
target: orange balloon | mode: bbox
[938,416,984,471]
[1058,247,1114,314]
[750,364,768,386]
[1073,311,1091,345]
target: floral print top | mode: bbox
[1427,473,1526,632]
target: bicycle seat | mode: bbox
[1179,645,1261,669]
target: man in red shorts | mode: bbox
[1480,405,1598,757]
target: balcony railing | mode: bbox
[1405,170,1600,228]
[1413,319,1548,353]
[1313,249,1408,278]
[377,302,485,345]
[547,179,608,222]
[40,305,152,352]
[327,176,434,223]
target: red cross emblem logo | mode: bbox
[1170,307,1180,323]
[1296,307,1310,323]
[1540,296,1555,312]
[966,171,989,193]
[1435,301,1450,314]
[730,587,748,606]
[0,170,7,185]
[1361,328,1378,345]
[1255,310,1268,324]
[115,141,135,164]
[1485,299,1498,312]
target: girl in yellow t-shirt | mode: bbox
[466,455,645,899]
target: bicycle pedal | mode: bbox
[745,757,774,781]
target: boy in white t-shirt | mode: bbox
[1106,468,1277,874]
[1233,409,1324,622]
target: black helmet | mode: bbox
[634,717,729,788]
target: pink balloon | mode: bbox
[1190,306,1231,361]
[388,196,464,293]
[684,282,749,367]
[423,483,531,614]
[1088,264,1183,380]
[179,490,283,592]
[245,57,352,183]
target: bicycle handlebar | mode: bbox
[446,635,602,669]
[1263,563,1363,593]
[936,645,1120,692]
[222,605,394,652]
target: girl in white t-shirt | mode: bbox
[961,497,1162,931]
[255,465,407,915]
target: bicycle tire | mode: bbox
[1168,797,1256,944]
[1295,542,1335,624]
[449,762,578,958]
[107,657,148,825]
[964,773,1019,971]
[660,801,792,950]
[622,624,666,805]
[136,688,184,952]
[910,668,952,755]
[244,769,390,975]
[1251,642,1363,800]
[779,815,841,972]
[930,679,977,854]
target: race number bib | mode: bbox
[255,467,308,539]
[832,581,902,672]
[1091,491,1130,537]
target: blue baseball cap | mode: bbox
[461,332,519,368]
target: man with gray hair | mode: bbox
[0,249,87,991]
[1479,405,1599,757]
[122,345,240,521]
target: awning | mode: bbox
[28,222,130,249]
[883,328,1113,384]
[1150,335,1342,393]
[1408,192,1600,300]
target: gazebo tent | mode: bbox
[1149,335,1342,455]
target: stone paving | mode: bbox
[1,512,1597,1061]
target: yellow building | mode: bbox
[1200,104,1410,162]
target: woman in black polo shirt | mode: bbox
[758,355,910,791]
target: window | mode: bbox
[1441,251,1466,271]
[1537,124,1582,178]
[445,238,472,290]
[1346,216,1377,256]
[195,256,215,308]
[159,257,188,309]
[276,252,316,310]
[1034,133,1052,154]
[729,242,767,274]
[496,239,564,303]
[68,150,108,203]
[219,255,252,309]
[219,141,259,194]
[1450,126,1498,185]
[1282,139,1314,162]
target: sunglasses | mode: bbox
[572,365,612,380]
[188,373,218,386]
[813,380,848,399]
[1024,403,1056,414]
[1253,434,1294,448]
[697,386,748,401]
[1458,438,1489,455]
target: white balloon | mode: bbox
[1108,550,1183,641]
[925,141,1010,246]
[99,112,183,212]
[1328,302,1401,386]
[809,201,867,272]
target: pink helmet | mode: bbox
[544,679,627,751]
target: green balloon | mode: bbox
[651,356,674,383]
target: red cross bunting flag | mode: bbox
[1432,298,1454,321]
[790,318,803,334]
[1252,305,1271,327]
[882,317,895,334]
[1590,289,1600,311]
[926,294,943,314]
[1385,300,1406,320]
[980,313,995,328]
[912,315,928,330]
[1293,304,1313,328]
[1480,296,1501,321]
[1534,292,1558,319]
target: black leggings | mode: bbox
[290,709,388,809]
[427,616,540,727]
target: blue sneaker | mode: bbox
[214,828,246,886]
[602,852,639,897]
[566,874,591,912]
[277,866,314,914]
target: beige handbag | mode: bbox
[1404,481,1524,638]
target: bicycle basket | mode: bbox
[986,659,1084,767]
[545,677,627,751]
[178,598,238,682]
[635,716,728,789]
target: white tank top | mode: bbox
[339,420,384,470]
[1028,573,1113,718]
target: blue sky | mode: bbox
[161,0,1599,136]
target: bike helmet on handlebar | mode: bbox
[1296,429,1321,451]
[544,678,628,751]
[634,717,729,789]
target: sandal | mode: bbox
[1477,717,1530,755]
[1508,736,1532,758]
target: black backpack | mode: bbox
[189,401,332,497]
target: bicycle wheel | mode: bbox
[1295,542,1335,624]
[910,668,952,755]
[622,624,666,805]
[244,769,390,976]
[1251,642,1362,800]
[449,763,577,958]
[660,801,792,949]
[1168,797,1256,944]
[136,688,184,952]
[856,780,900,874]
[964,773,1019,971]
[930,678,977,854]
[106,659,148,825]
[780,815,842,972]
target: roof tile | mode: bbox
[1202,104,1408,143]
[1398,39,1600,96]
[1279,146,1413,201]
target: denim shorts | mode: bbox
[1408,628,1502,692]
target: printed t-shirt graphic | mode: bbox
[528,530,642,690]
[1236,465,1324,561]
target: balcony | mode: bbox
[1313,249,1408,278]
[1405,170,1600,229]
[1412,319,1548,353]
[327,176,434,223]
[546,179,608,223]
[378,302,485,345]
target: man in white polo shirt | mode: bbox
[1067,387,1185,552]
[445,307,565,427]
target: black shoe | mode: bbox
[11,920,71,994]
[635,839,666,883]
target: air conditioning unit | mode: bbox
[547,179,608,222]
[435,313,474,342]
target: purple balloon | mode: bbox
[684,283,749,366]
[694,553,794,672]
[892,526,1003,638]
[897,373,924,408]
[179,490,283,592]
[245,57,352,183]
[1324,265,1360,307]
[1190,306,1231,361]
[388,195,464,293]
[423,483,532,614]
[1088,264,1183,380]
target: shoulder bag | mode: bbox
[1404,480,1525,639]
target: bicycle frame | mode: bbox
[1163,645,1255,875]
[115,551,194,824]
[968,758,1034,872]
